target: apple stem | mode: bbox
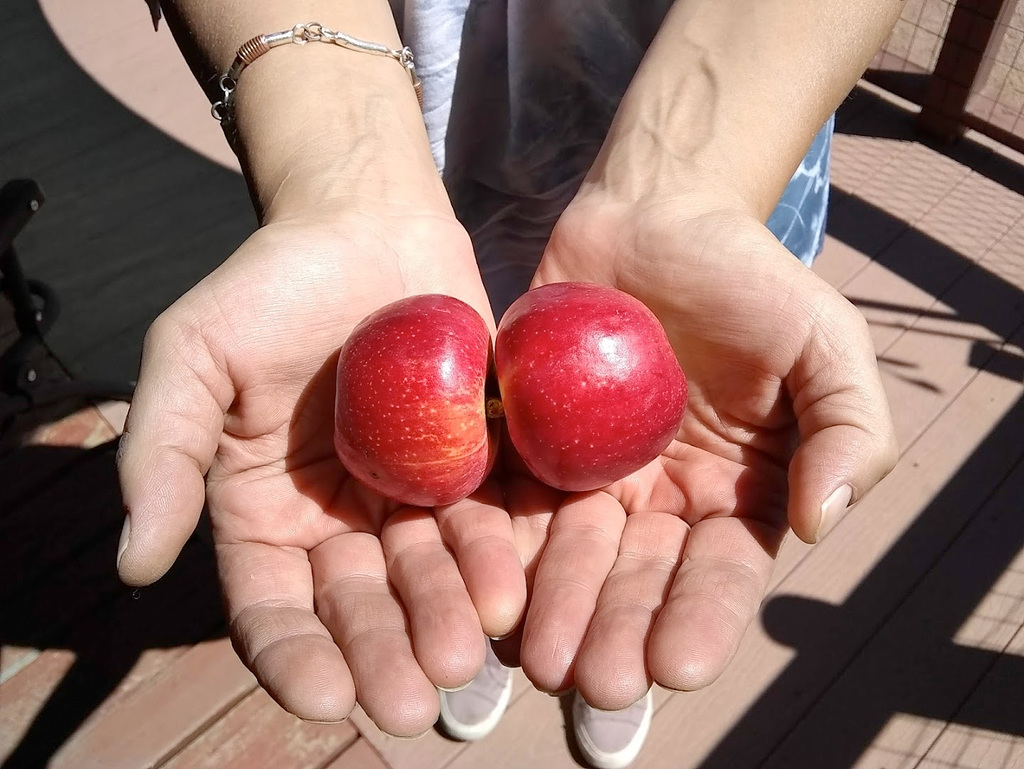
[485,397,505,419]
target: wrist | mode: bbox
[581,0,897,224]
[229,40,448,222]
[578,45,757,221]
[576,130,753,229]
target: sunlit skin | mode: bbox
[116,210,528,737]
[506,195,897,709]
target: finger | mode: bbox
[787,295,899,543]
[520,492,625,693]
[574,512,687,710]
[219,541,356,723]
[434,480,527,639]
[310,531,439,737]
[508,479,563,585]
[116,312,233,585]
[502,447,564,587]
[647,516,781,691]
[381,509,487,689]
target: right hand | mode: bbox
[116,200,526,737]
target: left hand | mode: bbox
[512,189,898,710]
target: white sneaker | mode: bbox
[437,642,514,741]
[572,689,653,769]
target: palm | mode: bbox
[119,212,525,736]
[515,201,893,709]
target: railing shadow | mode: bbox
[696,88,1024,768]
[839,84,1024,198]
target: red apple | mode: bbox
[495,282,687,491]
[334,294,498,507]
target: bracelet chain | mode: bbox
[212,21,423,124]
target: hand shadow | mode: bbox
[0,440,225,769]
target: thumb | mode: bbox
[115,312,231,585]
[786,296,899,544]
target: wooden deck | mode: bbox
[3,1,1024,767]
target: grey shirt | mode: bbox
[394,0,833,316]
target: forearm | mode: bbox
[161,1,446,221]
[588,0,902,219]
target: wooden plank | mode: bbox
[834,81,897,134]
[829,126,909,200]
[48,639,254,769]
[14,405,114,450]
[761,452,1024,768]
[0,646,41,686]
[0,538,222,766]
[0,651,77,759]
[0,646,195,760]
[322,737,392,769]
[844,169,1022,355]
[1,416,125,680]
[812,232,876,292]
[918,725,1024,769]
[912,568,1024,769]
[852,714,950,769]
[828,134,970,260]
[160,686,356,769]
[94,399,129,436]
[911,163,1024,266]
[870,222,1024,449]
[1,395,112,457]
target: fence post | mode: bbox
[916,0,1014,143]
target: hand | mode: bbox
[115,206,526,736]
[513,191,898,709]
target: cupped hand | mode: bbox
[115,206,525,736]
[513,193,898,710]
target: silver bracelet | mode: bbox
[211,21,423,124]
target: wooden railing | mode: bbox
[865,0,1024,155]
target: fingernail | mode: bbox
[389,728,433,741]
[116,515,131,570]
[437,681,473,693]
[816,485,853,542]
